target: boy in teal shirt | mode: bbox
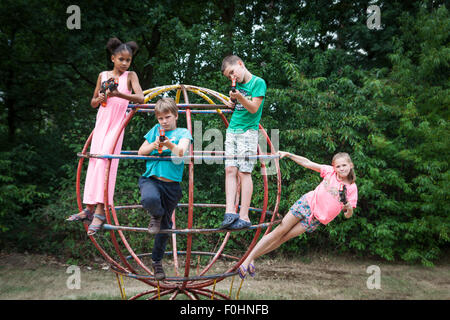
[138,98,192,280]
[220,55,267,229]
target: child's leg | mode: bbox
[242,212,300,268]
[225,166,239,213]
[152,181,182,262]
[139,176,164,217]
[237,171,252,222]
[255,218,306,258]
[88,203,105,225]
[70,203,95,219]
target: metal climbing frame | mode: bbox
[76,84,282,300]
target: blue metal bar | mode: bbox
[78,153,280,161]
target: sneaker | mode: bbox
[152,260,166,280]
[148,215,162,234]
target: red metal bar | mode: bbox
[182,84,194,290]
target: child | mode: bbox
[238,151,358,278]
[220,55,267,230]
[67,38,144,236]
[138,98,193,280]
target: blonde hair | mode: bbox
[155,98,178,117]
[332,152,356,184]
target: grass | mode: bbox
[0,252,449,300]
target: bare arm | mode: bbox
[278,151,322,172]
[138,140,158,155]
[162,138,190,157]
[138,138,190,157]
[90,73,106,108]
[229,90,263,114]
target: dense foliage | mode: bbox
[0,0,448,265]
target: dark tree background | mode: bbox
[0,0,448,266]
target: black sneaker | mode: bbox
[148,215,162,234]
[152,260,166,280]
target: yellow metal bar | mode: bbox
[228,275,235,298]
[157,281,161,300]
[115,273,126,300]
[175,89,181,103]
[236,278,244,300]
[211,279,217,300]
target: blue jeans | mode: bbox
[139,176,182,262]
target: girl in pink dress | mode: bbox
[238,152,358,278]
[67,38,144,235]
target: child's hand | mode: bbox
[159,137,172,149]
[224,99,235,109]
[149,140,160,151]
[98,93,107,106]
[343,204,353,218]
[278,151,290,159]
[229,89,241,102]
[107,89,120,97]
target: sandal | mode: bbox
[87,214,106,236]
[66,208,94,223]
[248,263,256,277]
[238,265,247,279]
[220,213,239,229]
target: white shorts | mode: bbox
[225,129,258,173]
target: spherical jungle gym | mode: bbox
[76,84,282,300]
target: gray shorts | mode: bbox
[225,129,258,173]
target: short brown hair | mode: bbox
[155,98,178,117]
[221,55,243,73]
[332,152,356,184]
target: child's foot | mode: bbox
[66,208,94,223]
[228,218,251,230]
[248,262,256,277]
[87,214,106,236]
[238,265,247,279]
[152,260,166,280]
[148,215,162,234]
[220,213,239,229]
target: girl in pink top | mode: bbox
[238,151,358,279]
[67,38,144,235]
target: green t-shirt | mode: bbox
[227,75,267,133]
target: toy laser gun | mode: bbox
[339,184,348,213]
[230,77,237,104]
[158,127,166,154]
[100,77,119,107]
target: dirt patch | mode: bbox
[0,252,449,300]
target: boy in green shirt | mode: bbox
[220,55,267,229]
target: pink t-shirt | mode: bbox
[305,165,358,225]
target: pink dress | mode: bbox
[83,71,131,205]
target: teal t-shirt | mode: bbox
[142,124,193,182]
[227,75,267,133]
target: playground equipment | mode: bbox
[76,84,282,300]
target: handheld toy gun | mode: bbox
[100,77,119,107]
[338,184,348,213]
[158,127,166,154]
[230,77,237,104]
